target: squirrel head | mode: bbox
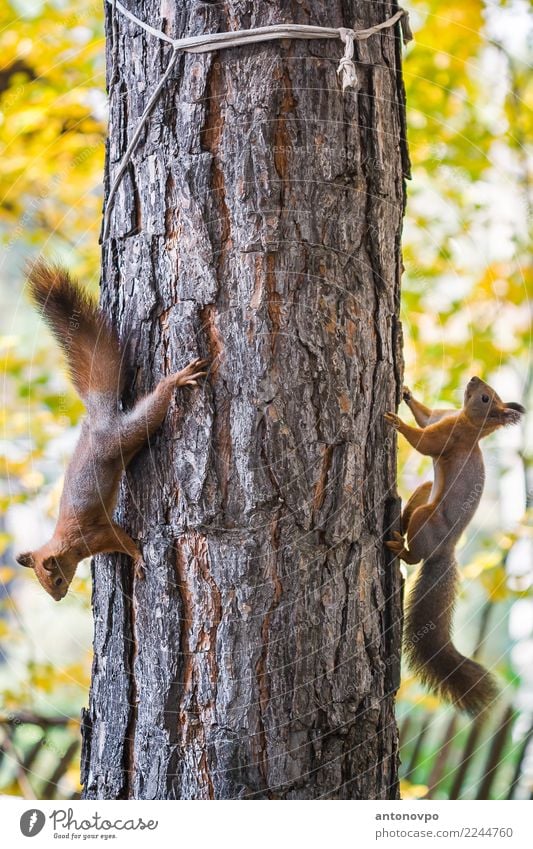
[463,376,525,433]
[16,545,78,601]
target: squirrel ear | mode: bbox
[42,557,55,573]
[16,552,34,569]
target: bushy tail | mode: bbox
[404,553,498,715]
[26,260,125,408]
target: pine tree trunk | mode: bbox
[81,0,408,800]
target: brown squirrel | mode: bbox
[384,378,525,714]
[16,261,207,601]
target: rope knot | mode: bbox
[337,27,357,91]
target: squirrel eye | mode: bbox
[54,577,63,586]
[481,394,490,403]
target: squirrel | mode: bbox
[384,378,525,715]
[16,260,207,601]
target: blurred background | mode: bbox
[0,0,531,800]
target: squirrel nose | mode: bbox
[469,376,479,384]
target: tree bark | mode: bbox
[81,0,408,800]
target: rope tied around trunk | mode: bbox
[102,1,413,240]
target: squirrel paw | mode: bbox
[385,535,419,564]
[384,412,402,429]
[385,531,406,556]
[173,358,209,388]
[402,386,412,403]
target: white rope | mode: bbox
[102,2,412,240]
[103,47,180,242]
[338,28,357,92]
[107,2,412,55]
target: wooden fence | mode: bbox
[399,601,532,800]
[399,702,533,799]
[2,703,531,800]
[0,712,80,800]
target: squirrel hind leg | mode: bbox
[401,481,433,534]
[386,482,433,562]
[403,502,448,567]
[385,532,420,564]
[116,359,207,461]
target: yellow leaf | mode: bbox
[0,533,12,554]
[400,780,429,800]
[0,566,16,582]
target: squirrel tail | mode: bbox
[26,260,125,408]
[404,552,498,715]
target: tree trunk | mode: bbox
[81,0,408,800]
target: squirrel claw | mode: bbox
[402,386,412,402]
[189,357,209,371]
[384,412,401,429]
[173,360,209,387]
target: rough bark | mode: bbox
[81,0,408,800]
